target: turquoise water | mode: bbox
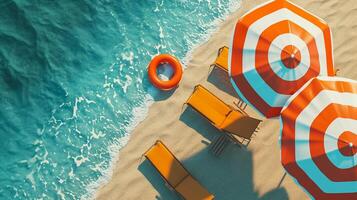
[0,0,240,199]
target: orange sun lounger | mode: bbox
[184,85,261,144]
[144,140,214,200]
[209,46,229,73]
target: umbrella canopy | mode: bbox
[229,0,334,118]
[280,76,357,199]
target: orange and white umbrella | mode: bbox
[280,76,357,199]
[229,0,334,118]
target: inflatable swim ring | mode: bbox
[148,54,183,90]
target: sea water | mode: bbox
[0,0,240,199]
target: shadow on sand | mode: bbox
[144,63,178,101]
[139,159,181,200]
[138,108,288,200]
[179,106,221,142]
[207,67,237,98]
[138,143,288,200]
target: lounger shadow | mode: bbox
[142,140,215,200]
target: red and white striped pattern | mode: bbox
[229,0,334,118]
[280,76,357,199]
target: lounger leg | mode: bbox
[181,103,188,113]
[334,68,340,76]
[138,154,145,165]
[218,47,224,56]
[208,64,216,76]
[225,133,243,148]
[245,139,251,146]
[233,99,247,111]
[242,101,247,110]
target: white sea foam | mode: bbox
[83,94,154,200]
[74,156,89,167]
[57,189,65,200]
[72,97,80,118]
[121,51,134,65]
[26,170,36,190]
[90,129,105,139]
[182,0,242,66]
[84,1,242,199]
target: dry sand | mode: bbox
[95,0,357,199]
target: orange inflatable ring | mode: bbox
[148,54,183,90]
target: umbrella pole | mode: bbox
[277,172,287,188]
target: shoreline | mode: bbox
[85,96,153,200]
[87,1,243,199]
[95,0,357,199]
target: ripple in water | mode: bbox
[0,0,241,199]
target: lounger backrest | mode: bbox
[220,111,261,139]
[218,110,244,130]
[186,85,231,126]
[145,141,189,187]
[214,47,229,71]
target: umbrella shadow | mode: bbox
[139,143,289,200]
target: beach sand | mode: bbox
[95,0,357,199]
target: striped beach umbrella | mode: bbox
[229,0,334,118]
[280,76,357,199]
